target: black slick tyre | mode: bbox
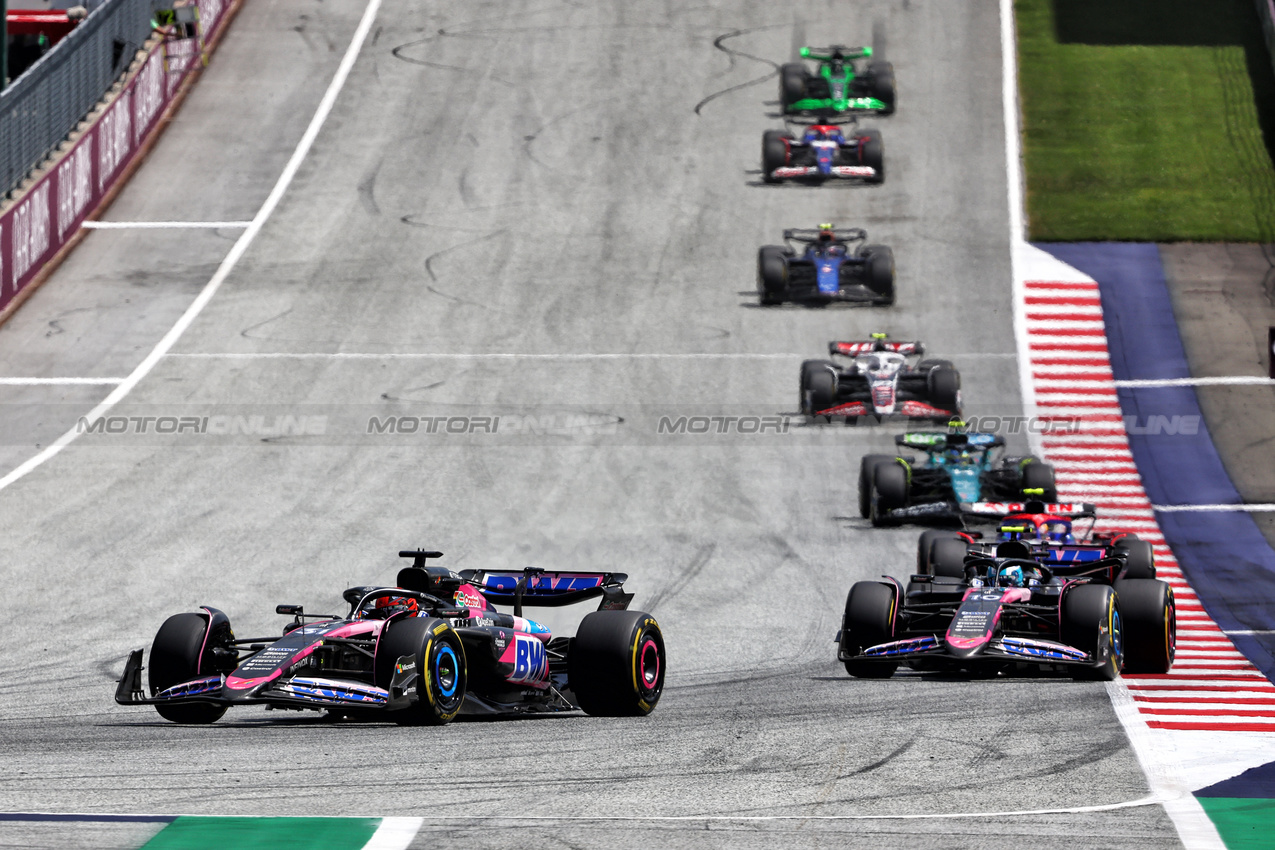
[1114,537,1156,579]
[569,610,666,716]
[841,582,898,678]
[1020,460,1059,502]
[917,529,949,573]
[800,360,838,414]
[930,538,970,579]
[780,62,807,107]
[860,244,895,304]
[1115,579,1175,673]
[927,366,961,413]
[870,460,908,526]
[1062,584,1123,681]
[762,129,791,183]
[856,129,884,183]
[860,454,898,518]
[757,246,788,305]
[377,617,467,725]
[866,60,896,113]
[149,613,228,724]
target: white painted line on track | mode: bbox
[164,352,1016,361]
[167,352,806,360]
[999,1,1231,846]
[0,0,384,494]
[1115,377,1275,388]
[1226,630,1275,636]
[364,817,423,850]
[1153,504,1275,513]
[81,221,252,229]
[0,377,125,385]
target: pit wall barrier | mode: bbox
[0,0,239,321]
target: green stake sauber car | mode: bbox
[781,45,896,116]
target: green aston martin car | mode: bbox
[781,45,895,116]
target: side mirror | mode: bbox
[276,604,303,616]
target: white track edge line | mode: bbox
[0,378,125,385]
[998,2,1224,847]
[363,817,423,850]
[0,0,383,493]
[82,221,252,229]
[1154,504,1275,513]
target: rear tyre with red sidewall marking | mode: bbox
[841,582,898,678]
[570,610,666,716]
[377,617,467,725]
[1114,579,1175,674]
[149,612,228,724]
[1062,584,1123,681]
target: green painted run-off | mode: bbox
[1197,798,1275,850]
[141,816,382,849]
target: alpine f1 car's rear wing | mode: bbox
[457,567,633,615]
[830,339,922,356]
[962,502,1097,518]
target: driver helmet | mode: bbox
[367,594,419,619]
[997,564,1025,587]
[817,223,835,242]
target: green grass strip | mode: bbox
[140,816,381,849]
[1016,0,1275,241]
[1196,797,1275,850]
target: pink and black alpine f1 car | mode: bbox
[838,538,1175,680]
[116,550,666,724]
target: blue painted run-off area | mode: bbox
[1036,243,1275,682]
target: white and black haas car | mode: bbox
[837,539,1175,680]
[757,224,894,306]
[116,550,666,724]
[799,334,961,421]
[762,117,884,184]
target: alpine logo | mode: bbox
[510,635,548,685]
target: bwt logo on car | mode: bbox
[510,636,548,684]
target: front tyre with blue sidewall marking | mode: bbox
[149,612,227,724]
[1062,584,1123,681]
[570,610,665,717]
[377,617,467,725]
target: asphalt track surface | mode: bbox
[0,1,1181,847]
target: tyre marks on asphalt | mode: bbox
[1020,248,1275,733]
